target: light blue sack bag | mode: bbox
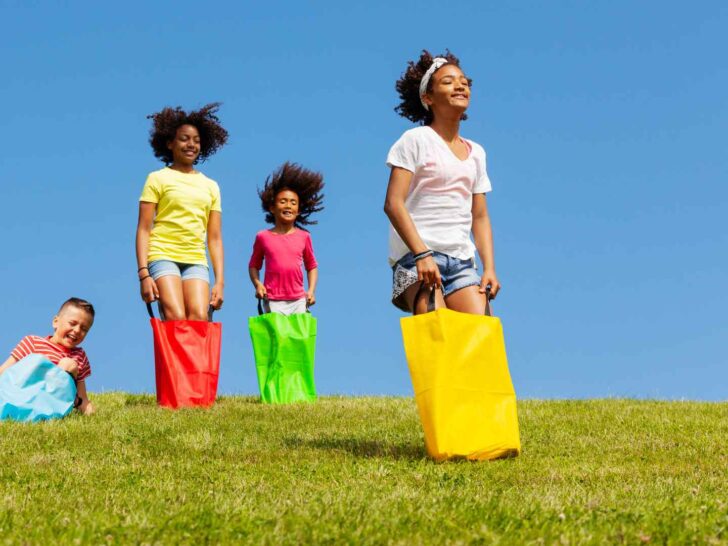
[0,354,77,422]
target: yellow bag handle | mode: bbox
[414,283,493,316]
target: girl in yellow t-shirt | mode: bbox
[135,103,228,320]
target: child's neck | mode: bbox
[430,116,462,144]
[168,162,197,174]
[271,223,296,234]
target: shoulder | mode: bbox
[388,127,432,169]
[255,229,273,241]
[394,126,431,146]
[146,167,169,180]
[464,138,487,159]
[143,168,169,189]
[13,334,33,347]
[71,346,88,359]
[197,171,219,188]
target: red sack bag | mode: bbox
[147,303,221,409]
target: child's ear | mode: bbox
[423,94,433,109]
[52,315,59,329]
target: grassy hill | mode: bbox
[1,395,726,545]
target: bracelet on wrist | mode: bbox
[139,274,151,282]
[414,250,434,262]
[138,266,149,272]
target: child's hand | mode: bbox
[416,255,442,288]
[479,270,501,299]
[140,276,159,303]
[78,399,95,415]
[58,357,79,378]
[210,282,224,310]
[255,284,267,300]
[306,289,316,307]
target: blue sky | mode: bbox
[1,1,726,400]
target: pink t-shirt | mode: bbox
[10,335,92,381]
[248,229,318,300]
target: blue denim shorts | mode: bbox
[391,251,481,312]
[148,260,210,283]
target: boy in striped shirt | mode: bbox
[0,297,96,415]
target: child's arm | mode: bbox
[0,356,18,376]
[385,167,441,288]
[75,379,95,415]
[248,234,267,299]
[207,210,224,310]
[137,201,160,303]
[471,193,500,299]
[306,268,318,306]
[248,268,267,299]
[303,233,318,306]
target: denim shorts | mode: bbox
[391,251,481,312]
[148,260,210,283]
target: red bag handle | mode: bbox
[146,303,215,322]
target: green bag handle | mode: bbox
[415,284,492,316]
[146,302,215,322]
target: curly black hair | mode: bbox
[394,50,470,126]
[147,102,229,164]
[258,162,325,227]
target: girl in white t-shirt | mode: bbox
[384,50,501,315]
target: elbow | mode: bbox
[383,199,397,219]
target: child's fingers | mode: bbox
[434,269,442,288]
[478,277,488,293]
[210,289,224,309]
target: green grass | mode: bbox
[1,395,727,545]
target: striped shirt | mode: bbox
[10,335,91,381]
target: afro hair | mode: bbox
[147,102,228,164]
[258,162,325,227]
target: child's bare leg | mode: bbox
[183,279,210,321]
[445,285,488,315]
[401,282,446,315]
[155,276,186,320]
[57,357,78,378]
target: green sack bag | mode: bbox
[248,300,317,404]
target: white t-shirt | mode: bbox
[386,125,492,265]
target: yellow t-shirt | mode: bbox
[139,167,222,266]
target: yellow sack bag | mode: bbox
[401,289,521,461]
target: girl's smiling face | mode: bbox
[269,189,300,226]
[423,64,471,115]
[167,124,201,166]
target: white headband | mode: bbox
[419,57,449,111]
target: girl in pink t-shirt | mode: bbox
[248,162,325,315]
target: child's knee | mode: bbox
[58,357,78,377]
[187,310,208,321]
